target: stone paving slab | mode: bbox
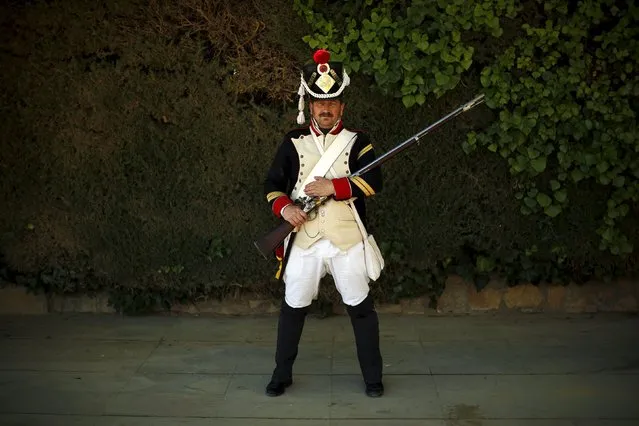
[332,340,429,375]
[329,374,441,419]
[423,339,513,374]
[434,374,639,420]
[217,374,332,419]
[423,338,639,375]
[0,415,331,426]
[138,341,333,375]
[335,317,421,342]
[105,373,231,417]
[0,371,129,415]
[0,314,173,341]
[502,341,639,375]
[164,316,340,343]
[164,317,280,343]
[0,339,157,373]
[332,421,574,426]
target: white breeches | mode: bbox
[283,238,370,308]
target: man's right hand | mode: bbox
[282,204,307,227]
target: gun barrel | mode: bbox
[352,94,485,177]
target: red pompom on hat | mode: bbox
[313,49,331,64]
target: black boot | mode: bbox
[266,300,309,397]
[346,294,384,397]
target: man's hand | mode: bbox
[304,176,335,198]
[282,204,307,227]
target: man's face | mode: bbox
[309,99,345,130]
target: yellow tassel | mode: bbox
[274,257,283,279]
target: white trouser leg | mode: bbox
[327,241,370,306]
[283,239,370,308]
[282,242,325,308]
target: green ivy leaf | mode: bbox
[613,175,625,187]
[524,196,536,208]
[544,204,562,217]
[476,255,495,272]
[554,189,567,203]
[530,156,547,173]
[435,72,450,86]
[571,169,584,182]
[536,192,552,208]
[402,94,416,108]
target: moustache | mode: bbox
[319,113,333,118]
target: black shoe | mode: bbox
[265,379,292,397]
[365,382,384,397]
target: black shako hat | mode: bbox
[296,49,351,124]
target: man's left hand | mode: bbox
[304,176,335,197]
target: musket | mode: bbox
[253,93,486,259]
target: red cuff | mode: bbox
[331,177,352,200]
[272,195,293,218]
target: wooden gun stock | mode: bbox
[253,220,295,259]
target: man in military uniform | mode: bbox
[263,49,384,398]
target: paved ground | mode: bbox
[0,311,637,426]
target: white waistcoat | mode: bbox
[290,131,362,251]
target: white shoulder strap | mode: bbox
[347,199,369,238]
[292,129,356,200]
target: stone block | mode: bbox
[565,283,597,313]
[400,297,428,314]
[170,303,200,315]
[333,303,347,315]
[503,284,543,310]
[545,285,566,310]
[248,299,279,314]
[613,280,638,312]
[219,301,250,315]
[436,275,470,313]
[0,286,48,314]
[612,295,638,312]
[94,294,116,313]
[376,303,402,314]
[50,295,102,313]
[194,298,248,315]
[467,281,502,311]
[588,281,619,312]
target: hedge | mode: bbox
[0,0,636,314]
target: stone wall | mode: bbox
[1,276,637,315]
